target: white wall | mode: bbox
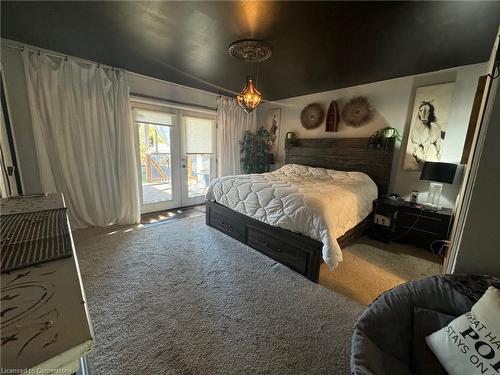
[258,63,486,208]
[127,72,217,110]
[1,39,218,194]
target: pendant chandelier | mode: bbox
[229,39,272,113]
[236,78,261,112]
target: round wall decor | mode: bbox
[341,96,374,127]
[300,103,325,129]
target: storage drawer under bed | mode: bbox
[206,200,324,283]
[207,209,246,242]
[247,225,309,275]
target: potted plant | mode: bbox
[368,127,401,152]
[240,127,273,174]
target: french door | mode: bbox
[131,101,216,214]
[180,112,216,206]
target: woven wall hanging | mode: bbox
[341,96,374,127]
[300,103,325,129]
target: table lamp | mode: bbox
[420,161,457,210]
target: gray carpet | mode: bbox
[319,238,441,305]
[74,215,364,375]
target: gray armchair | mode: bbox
[350,275,499,375]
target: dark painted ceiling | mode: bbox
[1,1,499,100]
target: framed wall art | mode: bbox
[403,82,455,170]
[265,108,281,155]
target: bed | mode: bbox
[206,137,394,282]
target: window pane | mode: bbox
[185,117,213,153]
[187,154,211,197]
[138,122,172,204]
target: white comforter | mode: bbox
[206,164,378,269]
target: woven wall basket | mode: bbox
[341,96,373,127]
[300,103,325,129]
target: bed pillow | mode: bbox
[425,286,500,375]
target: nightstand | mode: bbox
[370,197,453,255]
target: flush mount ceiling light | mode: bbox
[229,39,272,113]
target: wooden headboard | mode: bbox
[285,138,394,195]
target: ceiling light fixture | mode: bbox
[229,39,272,113]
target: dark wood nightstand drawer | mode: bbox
[398,211,449,234]
[247,226,308,275]
[371,197,453,254]
[208,210,246,242]
[401,230,443,249]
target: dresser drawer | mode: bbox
[208,209,246,242]
[247,226,308,275]
[400,230,443,251]
[398,211,449,235]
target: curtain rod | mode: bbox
[130,92,217,112]
[4,41,221,111]
[4,42,120,71]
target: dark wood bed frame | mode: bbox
[206,137,394,282]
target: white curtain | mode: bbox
[22,52,140,228]
[216,96,257,176]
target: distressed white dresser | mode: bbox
[1,193,94,374]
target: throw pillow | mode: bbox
[425,286,500,375]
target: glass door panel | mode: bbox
[133,106,181,213]
[138,122,172,204]
[182,115,216,205]
[186,154,211,197]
